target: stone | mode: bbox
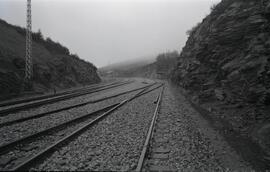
[191,95,199,104]
[229,2,241,9]
[253,45,266,54]
[257,33,268,42]
[227,70,240,80]
[214,89,225,101]
[248,15,265,24]
[120,165,130,171]
[264,156,270,161]
[265,39,270,48]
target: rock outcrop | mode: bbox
[171,0,270,155]
[172,0,269,107]
[0,19,100,98]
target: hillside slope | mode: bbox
[99,57,155,72]
[171,0,270,157]
[0,19,100,98]
[101,52,178,79]
[127,52,178,79]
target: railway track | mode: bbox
[0,83,156,128]
[135,86,178,172]
[0,80,133,116]
[135,86,164,172]
[0,83,163,171]
[0,80,123,108]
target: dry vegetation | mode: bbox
[0,19,100,100]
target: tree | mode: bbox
[32,29,44,42]
[37,29,43,39]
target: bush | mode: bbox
[186,22,201,36]
[210,3,217,12]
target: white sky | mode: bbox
[0,0,220,67]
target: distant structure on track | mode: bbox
[23,0,33,90]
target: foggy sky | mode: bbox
[0,0,220,67]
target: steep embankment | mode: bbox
[171,0,270,159]
[0,19,100,98]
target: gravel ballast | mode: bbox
[0,114,101,170]
[0,89,143,146]
[0,80,155,170]
[34,87,161,171]
[145,82,252,171]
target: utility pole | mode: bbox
[23,0,33,91]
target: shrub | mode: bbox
[186,22,201,36]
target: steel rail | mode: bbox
[0,103,119,155]
[135,86,164,172]
[0,81,133,116]
[10,82,163,171]
[0,81,123,108]
[0,83,157,128]
[0,83,159,154]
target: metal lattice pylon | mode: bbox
[24,0,32,89]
